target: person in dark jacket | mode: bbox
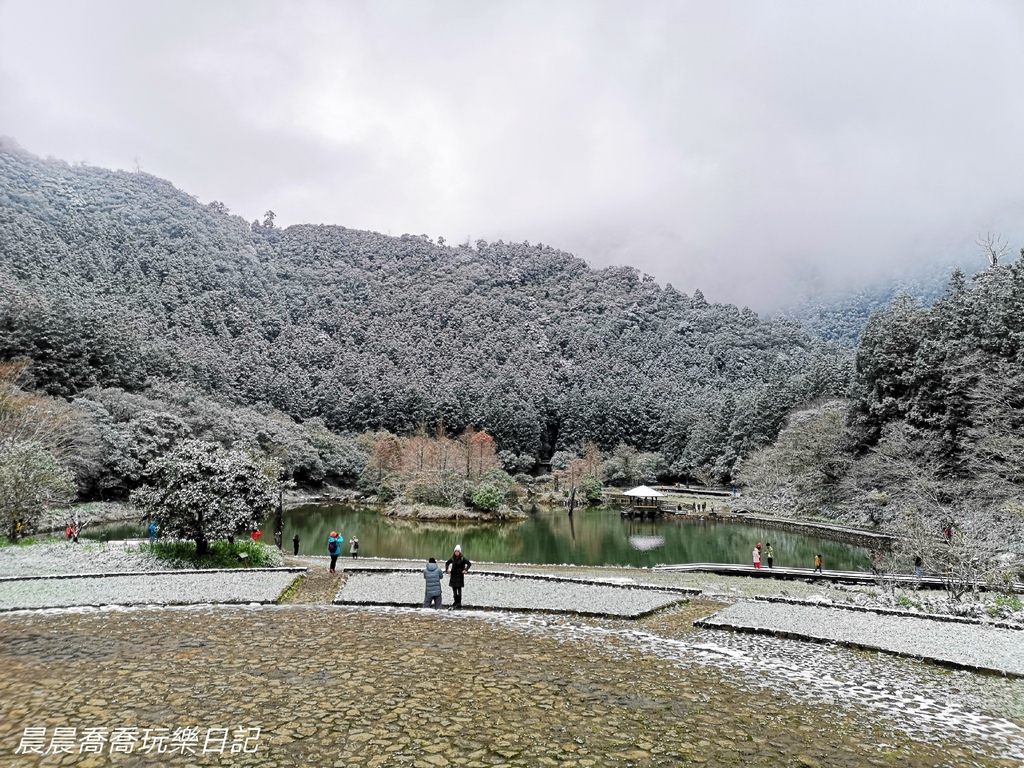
[423,558,443,609]
[444,545,471,609]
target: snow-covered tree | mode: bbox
[0,438,75,540]
[0,143,855,487]
[130,439,280,556]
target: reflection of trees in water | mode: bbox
[281,503,869,568]
[372,516,512,535]
[625,518,660,536]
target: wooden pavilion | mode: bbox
[620,485,665,519]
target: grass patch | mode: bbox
[0,535,61,548]
[276,574,306,603]
[995,594,1023,612]
[988,594,1024,617]
[142,539,282,569]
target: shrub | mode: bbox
[376,472,402,503]
[403,470,461,506]
[470,484,504,513]
[993,594,1023,613]
[896,595,919,610]
[143,539,281,569]
[479,468,513,494]
[498,451,536,475]
[578,474,604,504]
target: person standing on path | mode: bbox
[350,537,359,559]
[914,555,923,580]
[752,543,761,569]
[292,534,300,556]
[148,522,157,544]
[765,542,774,569]
[274,530,283,550]
[814,553,823,574]
[250,527,262,543]
[423,557,443,609]
[327,531,343,573]
[445,544,471,609]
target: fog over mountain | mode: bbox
[0,141,853,482]
[3,0,1024,311]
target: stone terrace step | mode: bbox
[334,568,697,619]
[0,569,304,611]
[697,600,1024,678]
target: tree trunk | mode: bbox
[274,486,284,535]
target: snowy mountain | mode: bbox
[0,141,851,478]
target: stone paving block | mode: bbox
[334,570,691,618]
[0,570,303,610]
[697,601,1024,677]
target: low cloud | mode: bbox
[3,0,1024,310]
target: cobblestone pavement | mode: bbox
[1,602,1023,768]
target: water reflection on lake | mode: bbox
[277,504,871,570]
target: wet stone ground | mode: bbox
[1,601,1022,768]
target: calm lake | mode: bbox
[268,504,871,570]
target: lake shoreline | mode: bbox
[381,501,530,522]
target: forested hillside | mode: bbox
[780,265,976,346]
[739,262,1024,582]
[0,140,852,488]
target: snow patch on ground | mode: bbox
[0,540,170,577]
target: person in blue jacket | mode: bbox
[423,558,443,609]
[327,531,344,573]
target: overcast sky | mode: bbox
[2,0,1024,311]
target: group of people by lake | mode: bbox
[326,532,360,572]
[423,544,471,609]
[752,542,823,573]
[320,531,470,609]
